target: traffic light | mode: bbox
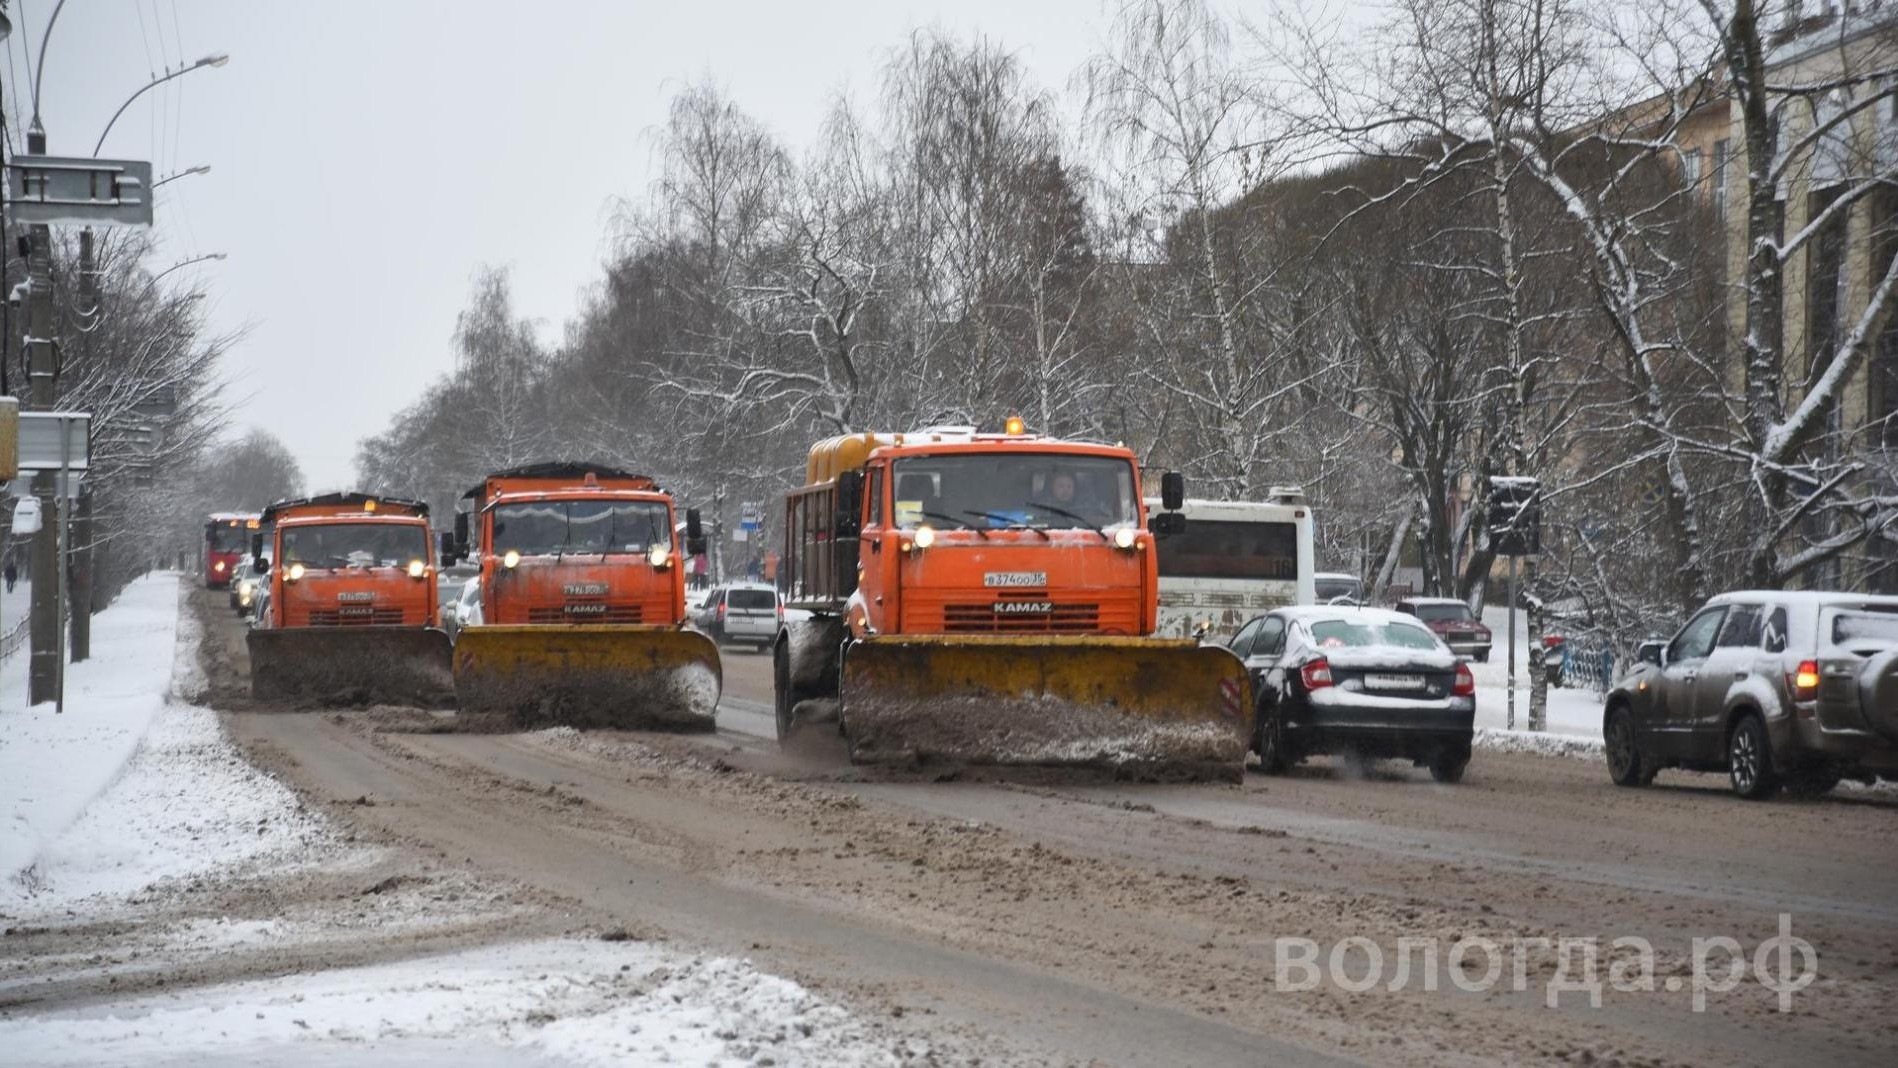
[1489,476,1542,557]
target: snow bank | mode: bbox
[4,938,915,1067]
[0,573,183,884]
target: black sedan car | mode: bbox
[1226,606,1477,782]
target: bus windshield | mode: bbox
[207,524,250,553]
[280,523,427,569]
[889,454,1137,532]
[1155,520,1298,580]
[492,499,671,556]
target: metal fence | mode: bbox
[0,616,28,662]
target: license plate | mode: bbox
[337,592,374,603]
[984,571,1047,588]
[563,583,609,596]
[1364,673,1425,691]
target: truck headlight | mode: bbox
[1114,527,1136,550]
[407,559,426,579]
[913,525,936,549]
[649,544,671,568]
[503,550,521,569]
[287,563,305,582]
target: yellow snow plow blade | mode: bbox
[840,635,1251,780]
[452,625,721,732]
[248,626,454,706]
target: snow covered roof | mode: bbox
[1399,596,1468,606]
[1706,590,1898,609]
[1274,604,1418,626]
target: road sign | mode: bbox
[7,155,154,227]
[1489,476,1542,557]
[739,500,763,531]
[16,412,91,471]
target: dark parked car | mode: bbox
[1393,597,1493,661]
[1604,591,1898,799]
[1228,606,1477,782]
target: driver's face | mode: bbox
[1052,473,1076,501]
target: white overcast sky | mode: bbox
[25,0,1275,488]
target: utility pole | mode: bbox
[25,119,62,706]
[69,227,94,661]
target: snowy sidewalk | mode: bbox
[1469,605,1607,753]
[0,573,185,884]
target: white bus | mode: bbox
[1145,490,1316,640]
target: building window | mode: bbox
[1711,139,1729,216]
[1876,191,1898,448]
[1682,147,1702,189]
[1809,185,1848,386]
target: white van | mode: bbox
[1145,491,1316,640]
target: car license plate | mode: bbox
[984,571,1047,588]
[1364,673,1425,691]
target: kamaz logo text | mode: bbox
[565,602,609,615]
[993,601,1053,614]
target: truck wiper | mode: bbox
[965,510,1048,540]
[919,509,986,538]
[1028,501,1108,541]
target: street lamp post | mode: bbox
[152,165,212,190]
[92,55,230,156]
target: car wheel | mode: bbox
[1604,706,1653,787]
[1428,747,1469,784]
[1253,700,1289,774]
[1783,770,1841,799]
[1727,713,1780,800]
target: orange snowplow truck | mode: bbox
[247,492,454,704]
[773,421,1252,780]
[448,462,720,731]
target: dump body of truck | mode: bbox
[450,462,719,731]
[247,492,453,705]
[773,425,1251,779]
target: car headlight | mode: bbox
[407,559,426,579]
[213,560,226,573]
[649,543,671,568]
[287,563,305,582]
[503,550,521,569]
[913,525,936,549]
[1114,527,1136,549]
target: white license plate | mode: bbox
[1364,673,1425,691]
[984,571,1047,588]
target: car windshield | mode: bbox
[1314,577,1361,601]
[1307,618,1442,651]
[1833,610,1898,647]
[1410,603,1474,623]
[492,499,670,556]
[280,522,427,569]
[208,524,250,552]
[890,453,1137,532]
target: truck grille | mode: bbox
[943,603,1100,633]
[308,608,406,626]
[527,604,644,624]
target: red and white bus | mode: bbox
[204,512,261,588]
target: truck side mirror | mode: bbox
[685,508,706,556]
[250,532,268,572]
[1150,511,1185,536]
[453,511,470,553]
[1160,471,1185,512]
[438,530,459,567]
[836,470,864,538]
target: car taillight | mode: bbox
[1300,658,1333,690]
[717,602,727,621]
[1454,662,1476,697]
[776,602,784,620]
[1788,659,1820,703]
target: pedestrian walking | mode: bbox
[4,557,16,593]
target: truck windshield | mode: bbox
[889,454,1137,532]
[280,523,427,569]
[492,499,670,556]
[207,524,250,553]
[1155,520,1298,580]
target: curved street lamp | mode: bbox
[93,54,231,156]
[153,165,212,189]
[132,252,228,305]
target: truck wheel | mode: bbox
[1604,706,1654,787]
[1428,747,1470,784]
[1727,713,1780,800]
[773,641,800,743]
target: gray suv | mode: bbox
[1604,591,1898,799]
